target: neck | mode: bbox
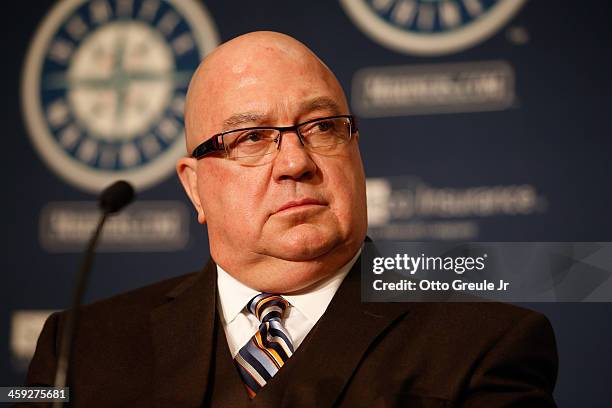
[213,238,363,293]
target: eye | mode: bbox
[316,120,335,132]
[237,131,264,144]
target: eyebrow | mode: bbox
[299,96,343,116]
[221,112,267,131]
[219,96,344,132]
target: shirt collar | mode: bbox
[216,265,260,325]
[216,247,362,325]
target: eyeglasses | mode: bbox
[191,115,358,165]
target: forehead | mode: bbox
[191,44,348,137]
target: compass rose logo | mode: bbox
[340,0,526,56]
[22,0,219,192]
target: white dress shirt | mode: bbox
[216,248,362,357]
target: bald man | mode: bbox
[26,32,557,407]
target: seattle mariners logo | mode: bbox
[340,0,526,56]
[22,0,219,192]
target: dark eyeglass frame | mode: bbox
[191,114,358,159]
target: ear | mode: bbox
[176,157,206,224]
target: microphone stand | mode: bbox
[51,180,133,407]
[52,212,108,407]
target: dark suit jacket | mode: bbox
[25,257,558,407]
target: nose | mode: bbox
[271,130,317,182]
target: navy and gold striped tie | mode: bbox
[234,293,295,398]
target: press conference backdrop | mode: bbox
[4,0,612,405]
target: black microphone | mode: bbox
[99,180,135,214]
[52,181,135,406]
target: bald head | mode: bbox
[184,31,348,152]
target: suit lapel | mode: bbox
[150,260,217,407]
[255,256,411,407]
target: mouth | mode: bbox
[273,198,326,215]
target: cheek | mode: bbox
[325,158,366,222]
[199,162,269,227]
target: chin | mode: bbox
[271,224,341,262]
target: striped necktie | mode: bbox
[234,293,295,398]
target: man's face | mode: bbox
[178,35,367,292]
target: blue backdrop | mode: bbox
[4,1,612,405]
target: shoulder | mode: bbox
[47,269,205,339]
[367,300,556,368]
[26,269,207,387]
[393,301,554,345]
[368,301,557,398]
[81,270,200,316]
